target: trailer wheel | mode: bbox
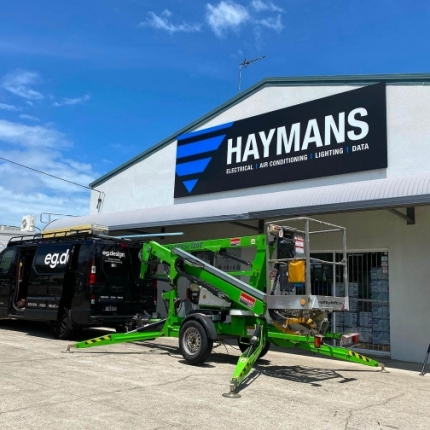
[50,307,75,340]
[238,339,271,359]
[179,320,213,365]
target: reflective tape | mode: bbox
[85,335,111,345]
[348,350,372,363]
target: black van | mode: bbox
[0,232,156,339]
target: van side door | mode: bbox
[0,248,16,316]
[25,243,72,320]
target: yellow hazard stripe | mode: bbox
[348,350,372,363]
[84,335,111,345]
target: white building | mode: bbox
[0,217,35,251]
[47,74,430,363]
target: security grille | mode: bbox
[311,251,390,354]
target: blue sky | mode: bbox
[0,0,429,228]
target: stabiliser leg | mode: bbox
[64,319,167,352]
[222,325,265,398]
[268,331,385,371]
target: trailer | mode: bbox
[66,217,385,397]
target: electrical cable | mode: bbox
[0,156,105,211]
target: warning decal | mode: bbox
[239,292,256,309]
[230,237,241,246]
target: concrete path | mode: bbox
[0,319,429,430]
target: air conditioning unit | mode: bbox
[21,215,35,232]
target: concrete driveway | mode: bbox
[0,319,428,430]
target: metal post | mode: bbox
[332,251,336,296]
[342,229,348,298]
[305,219,311,296]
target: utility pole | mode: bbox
[238,55,265,93]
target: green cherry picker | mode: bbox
[66,217,385,398]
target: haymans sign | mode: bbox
[174,83,387,198]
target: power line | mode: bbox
[0,156,105,212]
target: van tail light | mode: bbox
[90,294,96,305]
[88,260,97,285]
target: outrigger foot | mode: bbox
[379,363,389,373]
[222,381,241,398]
[222,391,241,398]
[63,344,74,353]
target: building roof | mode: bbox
[49,172,430,234]
[90,73,430,188]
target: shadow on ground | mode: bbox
[1,318,424,374]
[0,318,115,341]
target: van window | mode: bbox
[0,249,15,272]
[34,244,73,274]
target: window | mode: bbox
[334,251,390,354]
[0,249,15,272]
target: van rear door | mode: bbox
[94,243,130,315]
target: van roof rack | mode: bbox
[7,224,116,246]
[41,224,109,238]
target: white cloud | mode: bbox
[18,114,40,122]
[0,120,99,227]
[0,119,71,149]
[251,0,283,13]
[206,1,250,37]
[0,102,21,111]
[53,93,91,107]
[1,69,44,100]
[0,186,90,227]
[139,11,202,34]
[256,14,283,32]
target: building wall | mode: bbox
[90,84,430,214]
[309,208,430,364]
[87,82,430,363]
[0,226,31,251]
[92,143,177,214]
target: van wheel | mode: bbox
[179,320,213,365]
[50,307,75,340]
[238,339,271,358]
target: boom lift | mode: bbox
[67,217,385,397]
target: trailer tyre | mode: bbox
[238,339,271,359]
[179,320,213,365]
[50,307,75,340]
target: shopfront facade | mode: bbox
[47,74,430,363]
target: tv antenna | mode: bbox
[238,55,265,93]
